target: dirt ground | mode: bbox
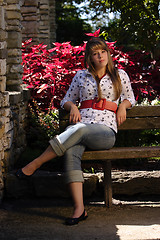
[0,197,160,240]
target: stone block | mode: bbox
[39,10,49,15]
[22,86,30,101]
[7,37,22,48]
[9,91,22,104]
[4,91,10,106]
[0,125,5,139]
[0,75,6,82]
[23,15,37,21]
[7,83,22,92]
[7,56,22,64]
[40,15,49,21]
[7,67,22,76]
[6,10,21,20]
[5,4,21,11]
[5,130,14,148]
[0,48,7,59]
[8,49,21,57]
[6,0,19,4]
[0,59,6,75]
[2,135,8,149]
[22,21,38,34]
[0,6,5,30]
[0,140,3,151]
[39,20,49,26]
[0,116,5,127]
[2,107,11,117]
[7,81,22,91]
[3,115,10,124]
[0,78,6,92]
[40,4,49,10]
[8,31,21,40]
[6,25,21,32]
[0,41,7,50]
[4,121,13,134]
[7,19,20,26]
[23,0,38,6]
[21,6,37,13]
[40,0,49,4]
[0,30,7,41]
[112,171,160,196]
[38,34,49,39]
[83,174,99,197]
[0,92,9,107]
[10,64,23,73]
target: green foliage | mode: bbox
[87,0,160,56]
[140,129,160,147]
[114,128,160,170]
[56,0,92,45]
[26,100,59,149]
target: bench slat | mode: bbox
[59,106,160,132]
[59,106,160,119]
[119,117,160,130]
[126,106,160,117]
[82,146,160,160]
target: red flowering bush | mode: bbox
[22,36,160,111]
[22,39,85,110]
[110,46,160,102]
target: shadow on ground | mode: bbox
[0,196,160,240]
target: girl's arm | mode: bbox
[64,101,81,124]
[116,99,131,126]
[117,69,136,126]
[61,71,82,123]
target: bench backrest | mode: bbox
[59,105,160,132]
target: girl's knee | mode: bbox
[75,124,88,137]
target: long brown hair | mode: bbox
[84,37,122,101]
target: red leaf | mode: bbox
[37,84,49,93]
[85,29,101,37]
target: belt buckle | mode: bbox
[92,98,106,110]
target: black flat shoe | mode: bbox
[65,209,88,226]
[15,169,33,179]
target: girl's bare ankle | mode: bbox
[72,206,85,218]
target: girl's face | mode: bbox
[91,48,108,71]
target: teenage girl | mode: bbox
[16,37,135,225]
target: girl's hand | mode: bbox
[116,105,127,126]
[116,100,131,126]
[69,105,81,123]
[64,101,81,123]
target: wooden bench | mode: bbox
[59,105,160,207]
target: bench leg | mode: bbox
[104,160,112,208]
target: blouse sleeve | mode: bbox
[60,71,80,108]
[119,69,136,107]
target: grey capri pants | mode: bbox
[49,122,116,184]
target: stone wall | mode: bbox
[0,0,29,203]
[0,0,8,201]
[21,0,56,47]
[4,0,29,172]
[0,0,56,203]
[5,171,160,199]
[6,0,23,92]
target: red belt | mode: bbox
[80,98,117,113]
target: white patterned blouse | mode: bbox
[60,69,136,133]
